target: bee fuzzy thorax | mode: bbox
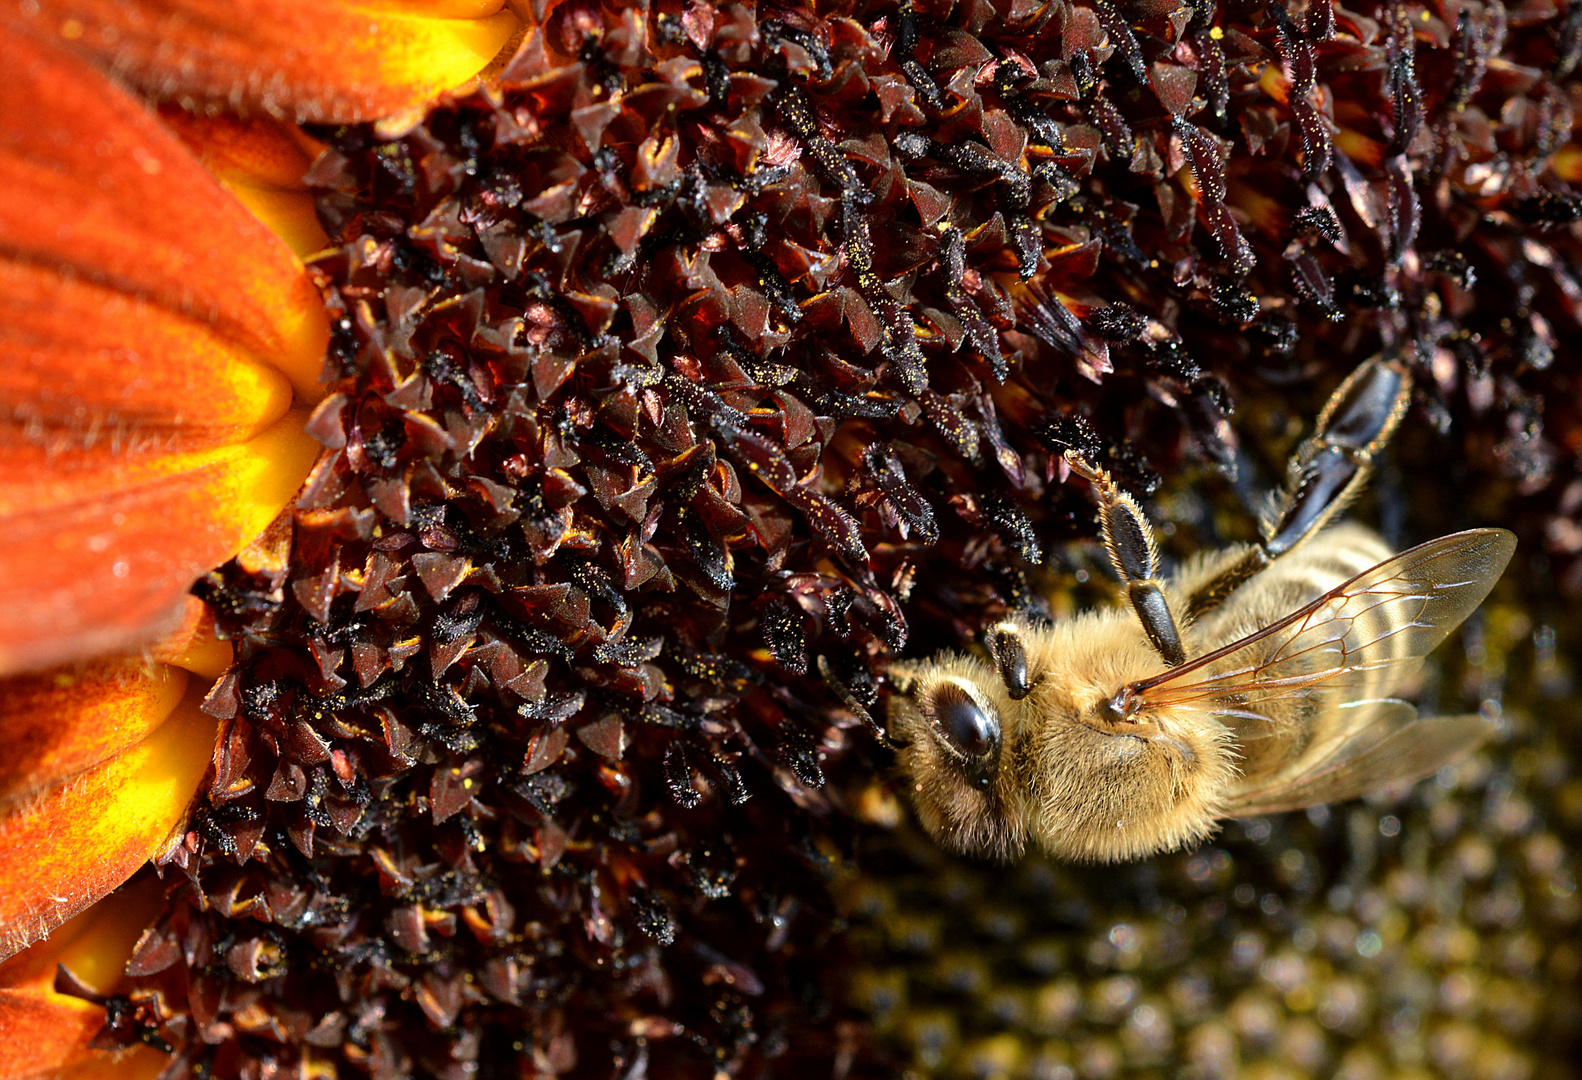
[1021,686,1240,863]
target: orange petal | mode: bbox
[0,24,328,400]
[0,878,169,1080]
[6,1043,167,1080]
[0,686,217,960]
[0,603,230,810]
[0,259,298,512]
[14,0,520,124]
[0,411,321,676]
[149,596,235,682]
[0,662,187,814]
[158,109,330,257]
[0,28,330,674]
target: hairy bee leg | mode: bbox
[986,622,1035,699]
[1268,355,1412,553]
[1064,451,1188,667]
[1183,355,1414,620]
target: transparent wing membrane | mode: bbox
[1120,529,1514,812]
[1124,530,1515,717]
[1227,712,1493,816]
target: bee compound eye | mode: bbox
[931,682,999,761]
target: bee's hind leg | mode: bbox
[1183,354,1413,620]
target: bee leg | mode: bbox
[1183,355,1413,620]
[986,622,1036,699]
[1064,451,1188,667]
[1268,354,1412,553]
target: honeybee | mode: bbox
[888,356,1516,862]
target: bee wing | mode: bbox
[1119,529,1512,810]
[1123,528,1516,720]
[1224,702,1492,816]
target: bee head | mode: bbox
[887,657,1027,860]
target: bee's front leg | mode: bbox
[985,621,1034,699]
[1266,354,1411,554]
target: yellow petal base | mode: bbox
[0,878,171,1079]
[0,688,219,959]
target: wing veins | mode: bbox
[1123,530,1516,717]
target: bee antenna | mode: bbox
[820,655,907,749]
[987,621,1036,699]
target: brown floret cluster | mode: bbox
[82,2,1582,1077]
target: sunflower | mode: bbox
[3,2,1582,1078]
[0,2,517,1073]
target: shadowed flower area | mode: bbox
[2,1,1582,1079]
